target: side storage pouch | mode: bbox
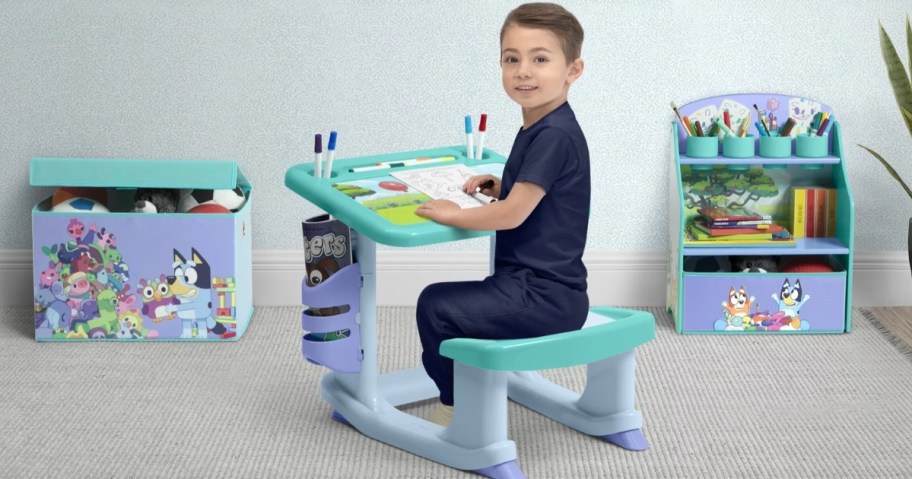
[300,262,361,373]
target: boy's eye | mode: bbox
[502,56,518,64]
[534,56,549,63]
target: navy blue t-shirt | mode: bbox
[495,102,590,291]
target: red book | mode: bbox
[815,189,827,237]
[694,220,784,236]
[805,189,816,237]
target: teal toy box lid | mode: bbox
[30,157,248,190]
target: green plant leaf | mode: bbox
[858,144,912,200]
[907,15,911,86]
[879,21,912,138]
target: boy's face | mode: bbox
[500,25,583,122]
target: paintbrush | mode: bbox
[670,101,692,136]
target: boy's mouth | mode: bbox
[515,85,536,92]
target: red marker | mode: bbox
[723,109,731,129]
[476,113,487,160]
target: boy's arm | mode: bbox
[415,181,545,231]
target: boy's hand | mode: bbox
[415,199,461,224]
[463,175,501,197]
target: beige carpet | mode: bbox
[2,305,912,478]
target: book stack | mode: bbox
[791,187,836,238]
[686,206,794,246]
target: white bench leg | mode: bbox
[579,349,649,450]
[442,362,525,479]
[507,349,648,451]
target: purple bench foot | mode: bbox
[331,410,351,426]
[601,428,649,451]
[475,460,525,479]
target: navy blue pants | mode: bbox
[416,269,588,405]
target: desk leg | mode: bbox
[355,231,379,410]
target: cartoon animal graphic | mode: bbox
[719,286,754,330]
[140,275,178,323]
[34,281,71,333]
[166,248,228,339]
[118,311,151,338]
[87,290,119,338]
[39,262,59,287]
[771,279,811,330]
[95,227,116,249]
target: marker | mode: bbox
[815,117,830,136]
[682,115,695,136]
[465,115,474,159]
[471,179,497,203]
[324,131,337,179]
[754,121,769,136]
[779,118,796,137]
[476,114,487,160]
[471,190,497,204]
[349,156,456,173]
[314,134,322,178]
[694,120,704,137]
[753,104,771,136]
[723,109,731,129]
[714,118,735,137]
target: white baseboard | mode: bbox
[4,249,911,307]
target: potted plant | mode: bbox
[859,16,912,273]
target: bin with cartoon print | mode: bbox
[30,157,254,341]
[680,265,847,333]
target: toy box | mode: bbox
[30,157,254,341]
[680,260,847,333]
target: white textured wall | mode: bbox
[2,1,911,253]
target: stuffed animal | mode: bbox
[730,255,778,273]
[134,188,179,213]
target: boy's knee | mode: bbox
[417,283,447,317]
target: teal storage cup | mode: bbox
[759,133,791,158]
[795,134,828,158]
[722,135,755,158]
[686,135,719,158]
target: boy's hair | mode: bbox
[500,3,584,63]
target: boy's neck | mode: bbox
[521,96,568,129]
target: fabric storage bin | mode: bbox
[30,157,254,341]
[680,270,846,333]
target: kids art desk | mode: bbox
[285,146,653,478]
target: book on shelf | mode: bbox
[684,222,796,246]
[693,220,784,236]
[791,187,836,239]
[697,206,772,222]
[703,219,774,227]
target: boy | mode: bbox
[415,2,589,426]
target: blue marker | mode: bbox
[754,121,769,136]
[465,115,474,159]
[324,131,338,179]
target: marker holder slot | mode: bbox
[759,133,792,158]
[686,135,719,158]
[300,262,362,373]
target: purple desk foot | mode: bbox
[601,428,649,451]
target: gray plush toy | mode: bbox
[730,255,778,273]
[134,188,179,213]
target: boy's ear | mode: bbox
[566,58,584,85]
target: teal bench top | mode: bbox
[439,307,656,371]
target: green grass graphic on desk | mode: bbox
[334,183,431,225]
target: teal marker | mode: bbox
[714,118,735,137]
